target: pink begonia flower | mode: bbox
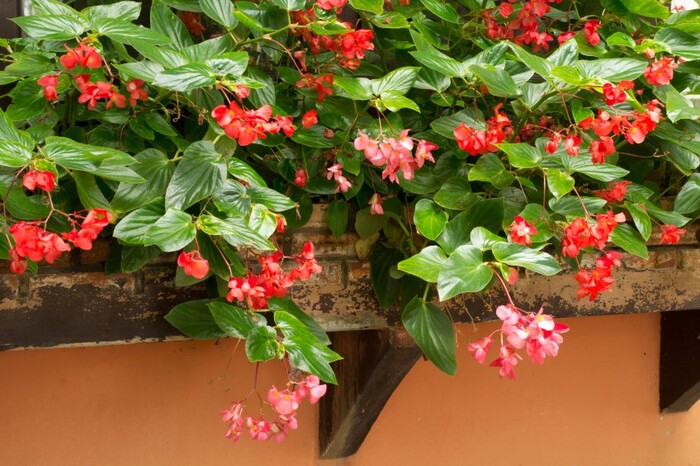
[467,336,492,364]
[247,417,272,441]
[305,375,327,404]
[369,193,384,215]
[267,387,300,415]
[489,345,522,380]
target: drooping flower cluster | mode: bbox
[583,19,603,46]
[354,129,438,183]
[62,208,113,251]
[7,222,71,273]
[226,242,322,309]
[221,375,327,444]
[291,8,374,70]
[7,208,112,273]
[177,250,210,279]
[578,100,663,149]
[602,80,634,106]
[37,41,148,110]
[296,74,334,103]
[326,164,352,192]
[453,105,512,156]
[212,102,295,146]
[468,304,569,379]
[575,250,622,301]
[483,0,564,51]
[561,211,626,258]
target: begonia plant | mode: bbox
[1,0,699,443]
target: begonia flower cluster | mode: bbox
[221,375,327,444]
[468,304,569,379]
[453,105,512,156]
[226,242,322,310]
[212,102,295,146]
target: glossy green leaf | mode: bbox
[371,244,405,309]
[246,326,279,362]
[12,15,87,40]
[200,0,238,28]
[380,92,421,113]
[397,245,448,283]
[402,297,457,375]
[469,227,506,250]
[469,64,521,98]
[0,141,32,168]
[437,198,504,254]
[113,198,166,244]
[228,158,266,187]
[152,63,216,92]
[143,208,196,252]
[112,149,175,213]
[208,301,255,339]
[73,171,111,210]
[92,18,170,45]
[500,143,543,169]
[327,200,349,238]
[619,0,669,19]
[610,223,648,259]
[674,173,700,214]
[165,141,226,210]
[349,0,384,15]
[437,245,493,300]
[85,1,141,22]
[419,0,460,23]
[433,177,476,211]
[492,243,561,276]
[625,202,653,240]
[248,186,295,211]
[165,299,225,339]
[546,168,575,198]
[468,153,515,189]
[414,199,448,240]
[576,59,648,82]
[268,297,331,346]
[275,311,342,384]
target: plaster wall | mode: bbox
[0,313,697,465]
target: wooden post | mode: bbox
[319,329,421,459]
[659,310,700,412]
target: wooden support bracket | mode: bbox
[319,329,421,459]
[659,310,700,413]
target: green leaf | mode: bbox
[470,227,506,250]
[549,196,607,217]
[419,0,460,23]
[113,198,166,244]
[576,59,648,82]
[655,28,700,61]
[431,109,484,139]
[152,63,216,92]
[409,31,470,78]
[165,141,226,210]
[212,180,250,216]
[414,199,448,241]
[492,243,561,275]
[327,201,349,238]
[247,185,295,212]
[112,149,175,213]
[207,52,249,77]
[610,223,648,259]
[151,0,193,49]
[291,126,335,148]
[349,0,384,15]
[565,157,629,182]
[506,42,553,78]
[228,158,266,187]
[92,18,170,45]
[143,208,197,252]
[200,0,238,28]
[437,245,493,300]
[31,0,82,17]
[0,141,32,168]
[645,202,691,227]
[469,64,521,98]
[355,208,388,239]
[606,32,636,48]
[546,168,575,198]
[674,174,700,214]
[208,302,255,339]
[402,297,456,375]
[246,326,279,362]
[664,86,700,123]
[371,244,405,309]
[434,177,476,211]
[625,201,652,240]
[85,1,142,23]
[145,112,178,137]
[333,77,373,100]
[468,153,515,189]
[267,297,331,346]
[619,0,669,19]
[380,92,421,113]
[437,198,504,254]
[73,171,111,210]
[499,143,543,169]
[218,217,275,250]
[44,137,135,171]
[275,311,342,384]
[397,245,448,283]
[370,66,420,95]
[165,299,225,339]
[121,245,161,273]
[12,15,87,40]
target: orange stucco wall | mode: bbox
[0,313,698,465]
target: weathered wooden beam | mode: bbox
[659,310,700,413]
[318,329,421,459]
